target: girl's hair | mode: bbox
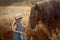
[12,20,16,27]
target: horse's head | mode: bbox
[29,0,60,33]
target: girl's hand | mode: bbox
[20,32,23,34]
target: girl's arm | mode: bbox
[12,24,22,34]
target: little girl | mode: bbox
[12,14,23,40]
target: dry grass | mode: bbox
[0,6,60,40]
[0,6,30,40]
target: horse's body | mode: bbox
[25,0,60,40]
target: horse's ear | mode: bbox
[35,4,39,10]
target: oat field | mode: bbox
[0,6,31,40]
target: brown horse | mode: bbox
[30,0,60,33]
[25,0,60,40]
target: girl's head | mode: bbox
[15,14,23,22]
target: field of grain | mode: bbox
[0,6,31,40]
